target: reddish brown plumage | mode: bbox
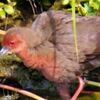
[1,11,100,100]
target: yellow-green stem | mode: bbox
[86,80,100,87]
[72,0,79,61]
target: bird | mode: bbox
[0,10,100,100]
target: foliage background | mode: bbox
[0,0,100,28]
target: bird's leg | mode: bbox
[71,76,85,100]
[56,83,71,100]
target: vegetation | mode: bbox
[0,0,99,26]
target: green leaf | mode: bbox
[4,5,14,15]
[42,0,51,6]
[7,0,11,3]
[89,0,100,10]
[62,0,70,6]
[0,8,6,19]
[84,3,96,15]
[0,2,4,7]
[11,2,16,6]
[77,4,87,16]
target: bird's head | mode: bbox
[0,29,28,55]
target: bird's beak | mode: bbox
[0,47,12,56]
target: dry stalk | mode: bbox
[0,84,47,100]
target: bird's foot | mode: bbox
[71,76,85,100]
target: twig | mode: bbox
[0,84,47,100]
[28,0,36,15]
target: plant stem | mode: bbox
[86,80,100,87]
[0,84,47,100]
